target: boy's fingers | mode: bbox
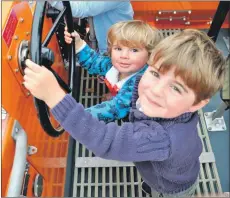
[65,26,68,31]
[65,38,72,43]
[25,59,42,73]
[64,30,71,37]
[71,32,78,37]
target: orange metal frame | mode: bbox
[2,1,69,197]
[132,1,229,29]
[1,1,228,197]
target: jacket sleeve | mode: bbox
[76,44,112,75]
[85,78,135,122]
[51,94,171,162]
[50,1,128,18]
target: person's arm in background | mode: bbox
[49,1,130,18]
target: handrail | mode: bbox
[7,121,27,197]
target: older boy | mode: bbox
[24,29,226,197]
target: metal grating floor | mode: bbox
[73,29,223,197]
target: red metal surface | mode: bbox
[2,9,18,48]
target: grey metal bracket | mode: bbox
[223,36,229,52]
[204,111,227,131]
[7,120,28,197]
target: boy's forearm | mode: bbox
[76,44,112,75]
[75,39,86,53]
[45,89,66,109]
[50,94,170,162]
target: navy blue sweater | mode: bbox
[51,75,202,194]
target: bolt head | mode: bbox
[7,55,12,60]
[19,18,24,23]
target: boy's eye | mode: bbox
[170,85,182,94]
[150,70,160,78]
[113,46,122,51]
[131,48,138,52]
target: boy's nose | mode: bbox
[120,50,129,59]
[151,82,165,97]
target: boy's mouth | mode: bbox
[119,62,130,68]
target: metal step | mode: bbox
[73,29,223,197]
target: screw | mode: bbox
[14,35,19,40]
[158,11,162,15]
[188,10,192,14]
[156,18,159,22]
[208,127,212,131]
[27,92,30,96]
[173,11,177,14]
[169,17,172,21]
[26,32,30,36]
[14,68,19,73]
[7,55,12,60]
[222,127,226,130]
[204,113,208,116]
[19,18,24,23]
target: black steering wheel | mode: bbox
[30,1,76,137]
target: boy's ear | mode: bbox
[189,99,210,112]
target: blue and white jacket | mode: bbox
[76,44,148,122]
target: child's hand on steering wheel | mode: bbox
[64,26,85,52]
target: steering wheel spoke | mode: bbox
[42,7,67,47]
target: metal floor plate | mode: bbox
[73,29,222,197]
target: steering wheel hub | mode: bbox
[18,40,29,75]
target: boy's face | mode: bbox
[138,65,199,118]
[111,41,148,76]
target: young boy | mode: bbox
[64,20,162,122]
[24,29,226,197]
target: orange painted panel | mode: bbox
[132,1,229,29]
[2,2,69,197]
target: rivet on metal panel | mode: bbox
[158,11,162,15]
[26,32,30,36]
[7,55,12,60]
[28,146,38,155]
[173,11,177,14]
[14,68,19,73]
[14,35,19,40]
[19,18,24,23]
[188,10,192,14]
